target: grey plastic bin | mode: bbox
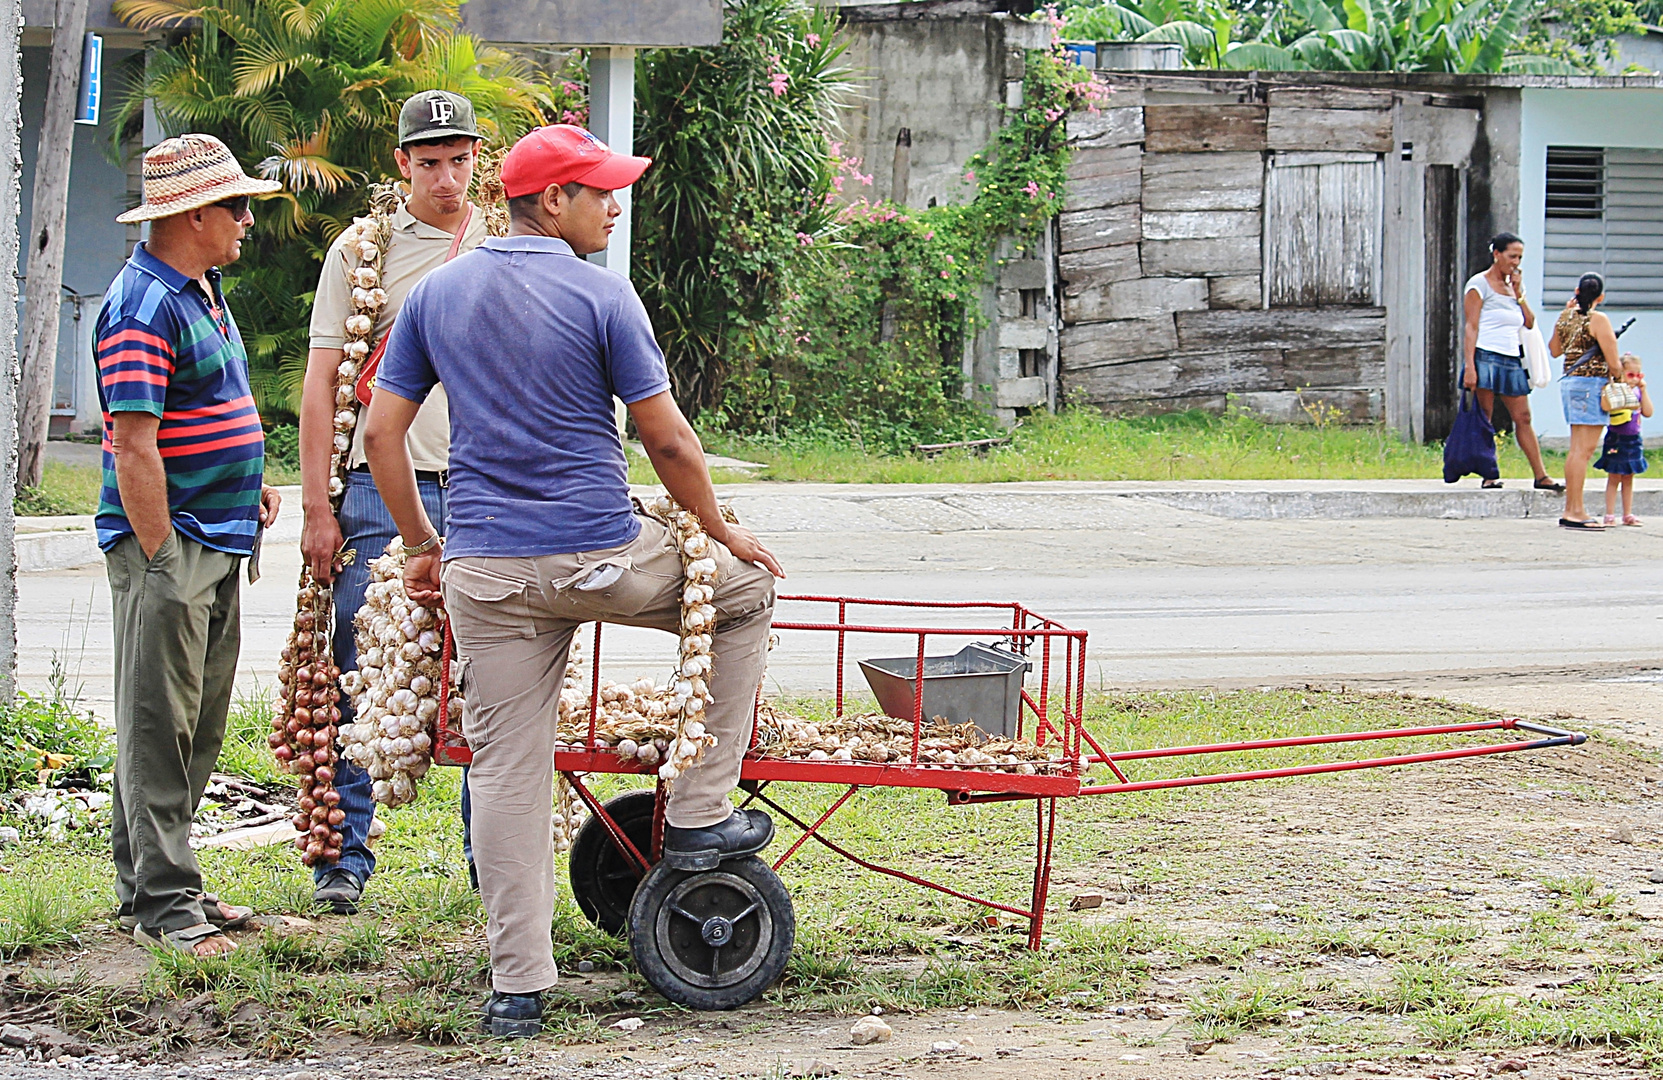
[857,643,1032,739]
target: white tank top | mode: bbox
[1465,272,1524,356]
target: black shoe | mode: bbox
[661,808,775,871]
[480,990,543,1038]
[313,867,364,915]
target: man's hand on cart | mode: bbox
[710,520,784,579]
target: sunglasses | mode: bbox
[212,194,251,218]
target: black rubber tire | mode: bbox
[567,788,657,935]
[627,856,795,1010]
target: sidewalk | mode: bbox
[18,477,1655,572]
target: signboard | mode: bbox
[75,32,101,126]
[457,0,722,46]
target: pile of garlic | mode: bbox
[552,773,587,853]
[751,706,1058,774]
[338,542,460,807]
[324,184,399,504]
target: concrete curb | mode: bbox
[18,479,1652,570]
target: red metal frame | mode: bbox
[433,595,1586,949]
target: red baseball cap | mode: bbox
[500,124,652,198]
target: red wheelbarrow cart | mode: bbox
[435,595,1586,1010]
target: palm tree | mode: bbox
[111,0,567,414]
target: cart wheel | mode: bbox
[568,789,657,935]
[628,856,795,1010]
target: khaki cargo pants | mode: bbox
[442,514,776,994]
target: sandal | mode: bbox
[1625,515,1643,527]
[134,922,236,957]
[1481,479,1504,489]
[1559,517,1606,530]
[1604,515,1617,526]
[1534,477,1567,493]
[119,893,254,933]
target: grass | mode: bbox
[703,408,1566,485]
[0,687,1653,1064]
[27,410,1557,516]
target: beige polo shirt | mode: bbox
[309,202,489,471]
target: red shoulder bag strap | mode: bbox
[355,204,474,407]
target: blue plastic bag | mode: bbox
[1443,390,1499,484]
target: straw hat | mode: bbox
[116,133,283,224]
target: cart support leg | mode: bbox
[1028,797,1057,950]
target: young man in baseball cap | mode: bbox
[363,125,783,1035]
[297,89,489,914]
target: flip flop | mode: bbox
[119,893,254,932]
[1559,517,1606,530]
[133,922,236,956]
[1534,478,1566,493]
[1481,479,1504,489]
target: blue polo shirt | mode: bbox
[375,235,671,559]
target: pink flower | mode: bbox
[940,270,950,279]
[806,32,821,46]
[770,72,790,97]
[1023,180,1041,198]
[796,232,814,245]
[832,175,844,193]
[964,169,976,184]
[945,291,957,300]
[924,230,935,241]
[560,108,587,126]
[561,81,583,96]
[1045,107,1063,122]
[859,172,873,186]
[944,254,954,263]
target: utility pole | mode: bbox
[16,0,91,491]
[0,0,24,696]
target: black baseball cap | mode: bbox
[398,91,480,146]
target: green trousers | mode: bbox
[106,529,242,935]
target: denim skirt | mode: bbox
[1560,375,1609,427]
[1474,347,1530,397]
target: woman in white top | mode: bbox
[1461,232,1563,493]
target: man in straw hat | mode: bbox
[364,124,782,1036]
[100,133,283,957]
[299,89,488,916]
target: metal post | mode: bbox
[0,0,23,698]
[586,46,636,280]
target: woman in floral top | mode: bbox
[1549,272,1621,529]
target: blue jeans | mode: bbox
[321,469,473,885]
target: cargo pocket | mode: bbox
[557,556,679,619]
[442,561,538,642]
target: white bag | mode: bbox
[1521,324,1551,389]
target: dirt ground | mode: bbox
[1,700,1659,1080]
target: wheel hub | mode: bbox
[700,916,734,946]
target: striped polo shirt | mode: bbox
[95,244,265,555]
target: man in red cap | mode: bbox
[362,125,784,1036]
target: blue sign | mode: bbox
[76,33,101,126]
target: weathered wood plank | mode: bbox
[1140,236,1261,276]
[1060,203,1141,253]
[1336,161,1379,304]
[1173,307,1386,352]
[1141,151,1263,212]
[1234,388,1383,423]
[1282,345,1387,387]
[1069,392,1230,416]
[998,259,1048,290]
[1063,349,1286,402]
[1317,164,1348,306]
[1208,275,1262,310]
[1142,210,1260,242]
[1067,105,1144,148]
[1265,88,1393,111]
[1266,164,1320,307]
[1266,107,1392,153]
[1067,144,1142,180]
[1144,105,1267,153]
[1063,276,1208,324]
[1059,315,1178,365]
[1064,147,1143,211]
[1059,243,1142,293]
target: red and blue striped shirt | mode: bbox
[95,244,265,555]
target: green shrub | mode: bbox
[0,694,113,794]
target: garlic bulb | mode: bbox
[339,541,457,808]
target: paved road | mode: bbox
[21,488,1663,738]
